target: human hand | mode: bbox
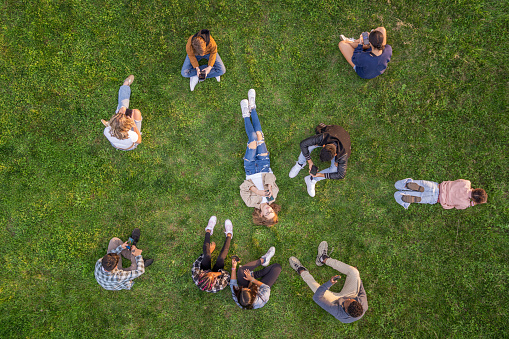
[195,66,201,75]
[243,269,254,281]
[121,241,128,249]
[204,66,212,76]
[133,248,142,256]
[118,106,127,115]
[330,275,341,284]
[232,258,238,269]
[359,34,364,44]
[308,160,314,172]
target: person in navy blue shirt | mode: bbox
[338,27,392,79]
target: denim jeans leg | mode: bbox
[181,55,198,78]
[297,145,321,164]
[206,53,226,78]
[116,85,131,113]
[313,159,337,182]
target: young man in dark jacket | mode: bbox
[289,123,351,197]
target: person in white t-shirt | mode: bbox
[238,89,280,227]
[102,75,142,151]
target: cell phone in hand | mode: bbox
[310,165,318,175]
[332,276,340,282]
[265,190,275,202]
[126,237,135,250]
[362,32,370,45]
[198,71,206,81]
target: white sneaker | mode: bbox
[240,99,250,118]
[190,76,199,91]
[261,246,275,267]
[289,161,305,178]
[340,34,355,42]
[215,76,221,82]
[205,216,217,235]
[305,175,316,197]
[248,89,256,110]
[224,219,233,238]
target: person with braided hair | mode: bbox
[181,29,226,91]
[338,27,392,79]
[191,216,233,293]
[101,75,142,151]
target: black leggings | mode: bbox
[200,232,231,272]
[237,259,282,288]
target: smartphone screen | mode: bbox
[310,165,318,175]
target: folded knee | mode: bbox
[248,141,257,149]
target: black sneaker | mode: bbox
[131,228,141,246]
[144,258,154,267]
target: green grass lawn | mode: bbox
[1,0,508,337]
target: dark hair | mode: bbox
[197,271,216,291]
[252,203,281,227]
[234,283,259,309]
[471,188,487,204]
[347,300,363,317]
[320,144,336,162]
[369,31,384,50]
[102,253,119,271]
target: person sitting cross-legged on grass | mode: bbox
[239,89,281,227]
[101,75,142,151]
[394,178,488,210]
[289,123,351,197]
[289,241,368,323]
[338,27,392,79]
[181,29,226,91]
[230,247,281,310]
[191,216,233,293]
[94,228,154,291]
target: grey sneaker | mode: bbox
[261,246,275,267]
[289,256,306,273]
[248,88,256,110]
[240,99,250,118]
[316,241,329,266]
[205,216,217,235]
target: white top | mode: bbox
[103,127,138,150]
[246,170,273,204]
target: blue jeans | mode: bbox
[297,145,337,182]
[115,85,142,133]
[181,53,226,78]
[394,178,439,209]
[243,108,270,176]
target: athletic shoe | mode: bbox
[406,182,424,192]
[124,75,134,86]
[316,241,329,266]
[224,219,233,238]
[402,195,421,203]
[340,35,355,42]
[144,258,154,267]
[205,216,217,235]
[289,161,305,178]
[240,99,250,118]
[261,246,276,267]
[190,76,199,91]
[131,228,141,246]
[215,76,221,82]
[305,175,316,197]
[289,256,307,273]
[248,88,256,110]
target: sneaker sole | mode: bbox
[406,182,424,192]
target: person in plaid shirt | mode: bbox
[95,229,154,291]
[191,216,233,293]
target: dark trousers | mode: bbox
[237,259,282,288]
[200,232,231,272]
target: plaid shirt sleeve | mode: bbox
[109,245,124,254]
[95,255,145,291]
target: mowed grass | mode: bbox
[0,0,508,337]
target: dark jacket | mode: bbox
[299,124,351,180]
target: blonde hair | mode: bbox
[107,112,135,140]
[252,203,281,227]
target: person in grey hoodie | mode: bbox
[289,241,368,323]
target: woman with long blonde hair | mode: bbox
[102,75,142,151]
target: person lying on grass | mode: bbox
[101,75,142,151]
[230,247,281,309]
[191,216,233,292]
[239,88,281,227]
[394,178,487,209]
